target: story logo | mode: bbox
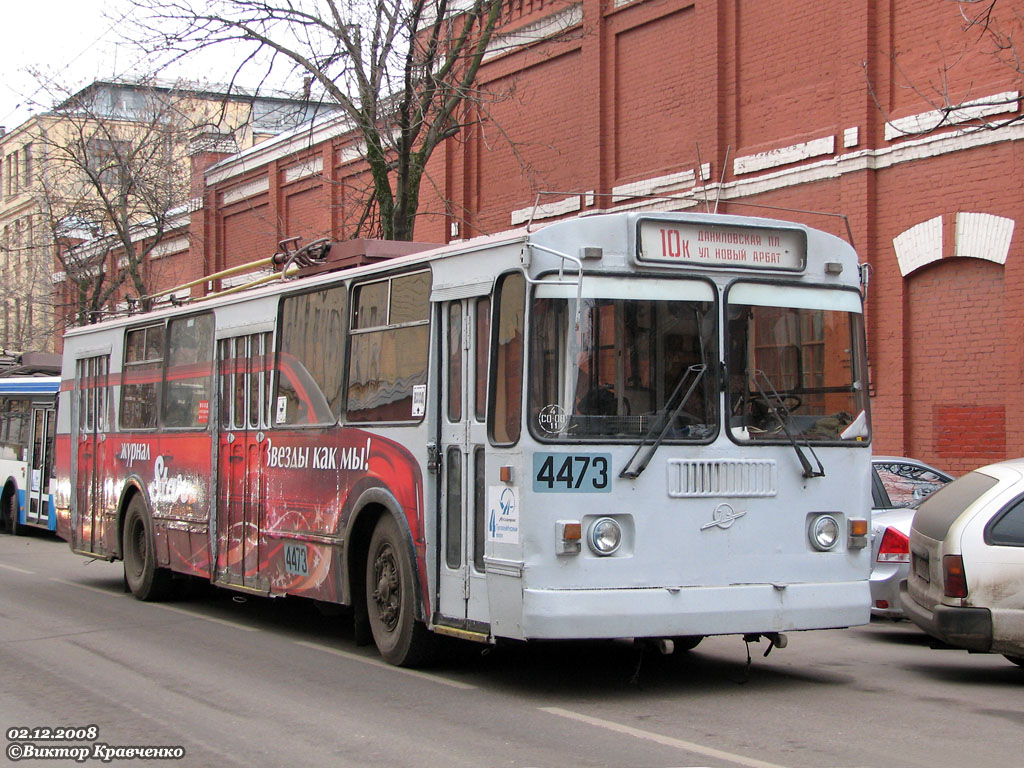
[150,455,197,506]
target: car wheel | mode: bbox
[2,488,20,536]
[122,495,172,601]
[365,514,433,667]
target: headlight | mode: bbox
[808,514,840,551]
[588,517,622,556]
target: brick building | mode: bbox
[68,0,1024,472]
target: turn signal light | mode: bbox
[555,521,582,556]
[848,518,869,549]
[943,554,968,599]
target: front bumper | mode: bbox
[899,580,993,652]
[516,580,871,640]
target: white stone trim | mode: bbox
[733,135,836,175]
[510,195,582,225]
[955,212,1014,265]
[149,236,190,260]
[222,177,270,206]
[843,127,859,148]
[284,156,324,183]
[612,169,696,202]
[484,4,583,63]
[894,216,943,277]
[222,268,276,289]
[885,91,1020,141]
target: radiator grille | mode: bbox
[667,459,778,498]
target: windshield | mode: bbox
[726,284,869,443]
[528,278,718,442]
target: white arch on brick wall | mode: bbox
[894,213,1015,277]
[955,212,1014,265]
[894,216,942,277]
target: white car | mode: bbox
[869,457,952,618]
[901,458,1024,668]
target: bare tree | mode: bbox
[869,1,1024,138]
[132,0,507,241]
[31,80,197,327]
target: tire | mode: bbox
[122,495,172,601]
[365,514,433,667]
[1004,655,1024,669]
[2,488,20,536]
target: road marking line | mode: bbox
[540,707,791,768]
[0,563,35,574]
[51,578,258,631]
[295,640,477,690]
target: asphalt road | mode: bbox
[1,532,1020,768]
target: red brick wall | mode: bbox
[191,0,1024,472]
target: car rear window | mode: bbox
[912,471,998,541]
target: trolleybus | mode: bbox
[54,211,873,665]
[1,376,60,535]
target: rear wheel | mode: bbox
[365,514,433,667]
[2,488,20,536]
[122,495,172,601]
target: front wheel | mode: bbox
[365,514,433,667]
[122,496,172,601]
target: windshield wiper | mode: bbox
[747,370,825,479]
[619,364,706,479]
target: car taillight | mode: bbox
[942,554,968,599]
[876,528,910,563]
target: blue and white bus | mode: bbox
[1,376,59,534]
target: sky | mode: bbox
[1,0,139,130]
[0,0,287,132]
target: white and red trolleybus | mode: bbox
[54,211,873,666]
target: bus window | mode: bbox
[162,313,214,429]
[474,297,490,423]
[490,272,525,445]
[727,284,868,442]
[121,323,164,430]
[277,285,347,425]
[528,278,717,442]
[346,271,430,423]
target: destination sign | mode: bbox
[637,219,806,271]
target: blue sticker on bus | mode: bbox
[533,453,612,493]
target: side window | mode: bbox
[988,497,1024,547]
[474,297,490,422]
[874,462,950,509]
[162,313,214,429]
[490,272,525,445]
[121,324,164,430]
[277,284,347,425]
[76,355,110,435]
[346,271,430,422]
[447,303,463,423]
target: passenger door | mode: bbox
[436,298,491,628]
[215,333,272,592]
[73,355,109,553]
[27,405,55,527]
